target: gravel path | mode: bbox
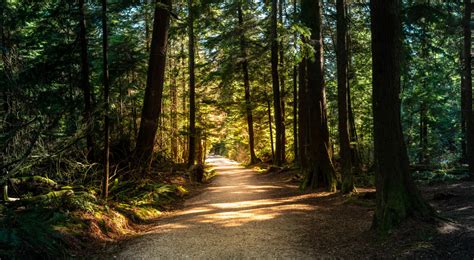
[116,156,324,259]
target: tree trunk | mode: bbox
[238,2,258,164]
[345,13,362,172]
[461,47,467,163]
[293,65,298,162]
[464,0,474,176]
[267,94,275,162]
[101,0,110,199]
[134,0,172,168]
[271,0,284,166]
[347,79,362,170]
[187,0,196,167]
[298,58,308,169]
[79,0,94,160]
[171,52,179,162]
[197,129,203,164]
[336,0,355,194]
[144,0,152,52]
[370,0,432,233]
[301,0,336,191]
[418,102,429,164]
[279,0,286,163]
[181,42,187,163]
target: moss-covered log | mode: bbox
[9,176,60,196]
[12,190,74,206]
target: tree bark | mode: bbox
[144,0,152,52]
[79,0,94,160]
[461,47,467,163]
[464,0,474,176]
[293,65,298,162]
[336,0,355,194]
[187,0,196,167]
[347,78,362,170]
[279,0,286,163]
[101,0,110,199]
[298,58,308,169]
[370,0,432,233]
[171,50,179,162]
[271,0,284,166]
[418,102,429,164]
[267,93,275,162]
[301,0,336,191]
[237,2,258,164]
[181,42,187,163]
[134,0,172,168]
[291,0,298,162]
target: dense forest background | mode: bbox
[2,0,467,171]
[1,0,473,255]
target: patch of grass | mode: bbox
[252,166,269,174]
[204,168,218,181]
[114,203,162,222]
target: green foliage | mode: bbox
[0,207,73,258]
[110,179,185,206]
[413,169,470,184]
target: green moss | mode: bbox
[114,203,162,222]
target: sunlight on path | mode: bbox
[116,156,324,259]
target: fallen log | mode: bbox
[9,176,60,196]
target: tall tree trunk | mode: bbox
[293,64,298,162]
[336,0,355,194]
[267,94,275,162]
[461,47,467,163]
[370,0,432,233]
[418,102,429,164]
[101,0,110,199]
[301,0,336,191]
[298,58,308,169]
[271,0,284,166]
[187,0,196,167]
[279,0,286,163]
[79,0,94,160]
[347,79,362,170]
[134,0,172,168]
[197,130,203,164]
[464,0,474,176]
[171,51,179,162]
[292,0,298,162]
[181,42,187,163]
[238,2,258,164]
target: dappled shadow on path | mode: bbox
[116,156,352,259]
[151,156,335,231]
[116,156,474,259]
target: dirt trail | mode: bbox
[115,156,331,259]
[113,156,474,259]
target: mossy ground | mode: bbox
[0,164,215,258]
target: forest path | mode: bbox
[115,156,330,259]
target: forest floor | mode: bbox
[108,156,474,259]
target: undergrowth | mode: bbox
[412,169,470,185]
[0,177,189,258]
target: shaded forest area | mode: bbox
[1,0,474,258]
